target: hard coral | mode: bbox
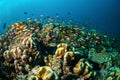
[44,55,63,76]
[55,43,67,59]
[3,34,42,75]
[73,59,96,79]
[63,51,75,66]
[21,36,35,49]
[31,66,58,80]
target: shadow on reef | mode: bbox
[0,19,120,80]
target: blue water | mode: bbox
[0,0,120,38]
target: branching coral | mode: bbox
[3,34,42,75]
[21,36,36,49]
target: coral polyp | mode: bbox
[0,20,120,80]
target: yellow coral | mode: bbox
[73,59,85,74]
[57,43,67,50]
[35,66,58,80]
[63,51,75,65]
[55,43,67,59]
[73,59,96,79]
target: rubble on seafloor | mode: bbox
[0,19,120,80]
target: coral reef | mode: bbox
[0,19,120,80]
[44,43,97,80]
